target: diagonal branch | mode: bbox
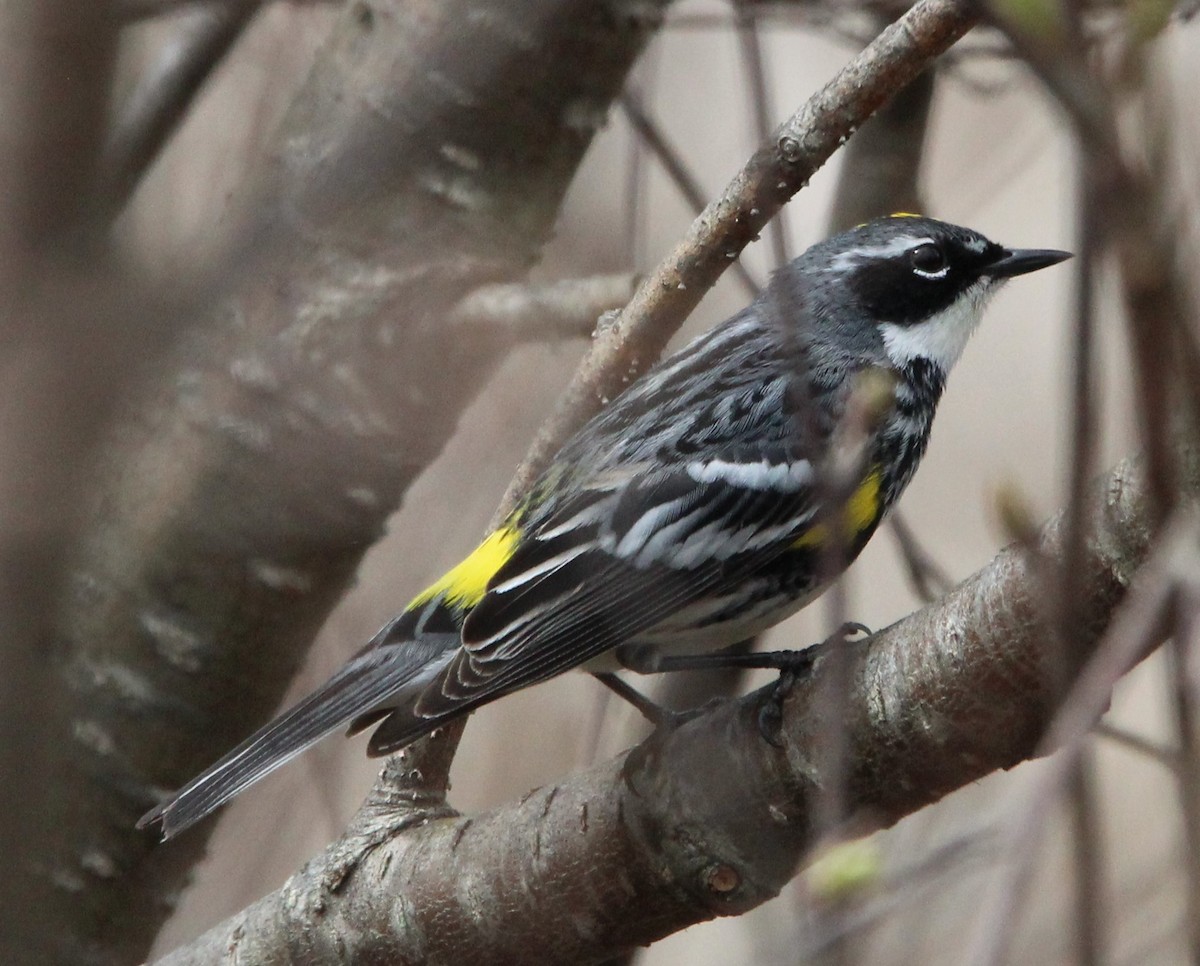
[51,2,667,963]
[447,274,638,346]
[497,0,978,515]
[153,447,1173,964]
[98,0,262,219]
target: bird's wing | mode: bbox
[413,446,838,719]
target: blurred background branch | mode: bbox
[98,0,262,221]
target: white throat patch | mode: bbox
[878,279,996,372]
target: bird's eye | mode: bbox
[910,243,948,277]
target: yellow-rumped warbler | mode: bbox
[139,215,1069,839]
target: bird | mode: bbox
[138,214,1070,840]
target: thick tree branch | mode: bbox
[51,2,666,963]
[155,452,1170,965]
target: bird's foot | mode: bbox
[755,622,872,747]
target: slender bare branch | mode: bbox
[967,514,1197,965]
[820,19,951,609]
[1169,605,1200,958]
[964,9,1200,957]
[887,512,953,602]
[448,275,638,346]
[733,0,791,267]
[98,0,261,219]
[1067,752,1106,966]
[1093,720,1180,769]
[619,91,761,296]
[1060,28,1107,955]
[496,0,979,520]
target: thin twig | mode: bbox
[733,0,791,267]
[800,826,997,956]
[808,374,899,965]
[1093,720,1180,770]
[888,511,953,603]
[815,373,897,837]
[1168,602,1200,962]
[977,14,1199,963]
[495,0,979,522]
[1062,83,1106,966]
[1060,136,1101,678]
[820,18,951,612]
[982,2,1180,523]
[99,0,261,219]
[619,92,761,297]
[622,67,655,278]
[805,42,937,959]
[447,275,638,344]
[1067,752,1106,966]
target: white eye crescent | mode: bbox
[910,243,949,278]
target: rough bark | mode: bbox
[48,2,665,963]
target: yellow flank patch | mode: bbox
[409,525,522,610]
[793,468,882,550]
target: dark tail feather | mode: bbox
[138,634,457,840]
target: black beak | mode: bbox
[986,247,1073,279]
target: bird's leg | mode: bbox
[602,623,871,733]
[612,622,872,741]
[615,622,871,675]
[592,671,720,731]
[592,672,675,726]
[613,621,871,676]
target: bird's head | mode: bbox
[774,214,1071,376]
